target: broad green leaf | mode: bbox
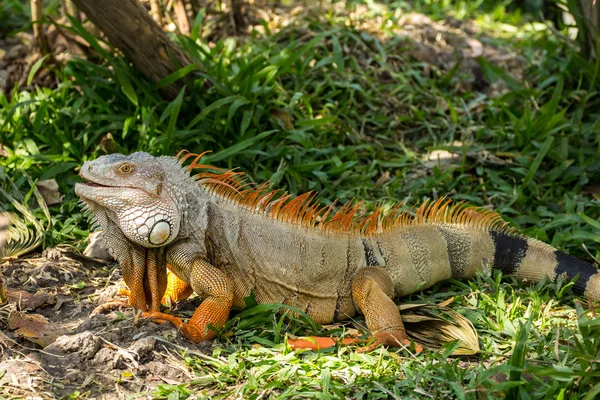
[27,54,50,87]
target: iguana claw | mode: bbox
[141,311,207,342]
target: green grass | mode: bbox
[1,0,600,398]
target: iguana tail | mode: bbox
[486,230,600,300]
[379,199,599,301]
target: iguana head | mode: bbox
[75,152,182,248]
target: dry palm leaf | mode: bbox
[0,176,51,261]
[400,299,480,356]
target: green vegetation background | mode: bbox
[1,0,600,398]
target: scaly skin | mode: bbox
[76,152,600,351]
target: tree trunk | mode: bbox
[230,0,244,33]
[30,0,50,55]
[580,0,600,59]
[71,0,193,99]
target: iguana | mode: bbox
[75,151,600,352]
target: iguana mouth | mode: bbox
[80,182,110,187]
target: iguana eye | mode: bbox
[118,164,133,174]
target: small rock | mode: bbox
[48,331,102,359]
[4,44,27,60]
[129,336,156,359]
[90,347,119,369]
[83,231,114,261]
[36,179,63,206]
[424,149,461,169]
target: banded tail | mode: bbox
[372,200,599,301]
[487,230,600,301]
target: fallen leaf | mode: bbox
[438,297,454,308]
[398,302,480,355]
[36,179,63,206]
[5,289,55,310]
[8,312,68,347]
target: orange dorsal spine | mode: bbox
[177,151,517,236]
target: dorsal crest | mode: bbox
[176,150,518,236]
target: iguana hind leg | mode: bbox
[351,267,422,353]
[146,258,233,342]
[289,267,422,353]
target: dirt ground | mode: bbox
[0,250,212,399]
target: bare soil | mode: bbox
[0,250,211,399]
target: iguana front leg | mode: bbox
[92,226,167,315]
[91,232,153,314]
[146,258,233,342]
[352,267,422,353]
[116,268,193,307]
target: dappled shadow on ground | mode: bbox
[0,252,210,399]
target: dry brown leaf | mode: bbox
[6,289,56,310]
[438,296,454,308]
[8,312,68,347]
[399,302,480,355]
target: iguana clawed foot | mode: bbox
[139,311,209,342]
